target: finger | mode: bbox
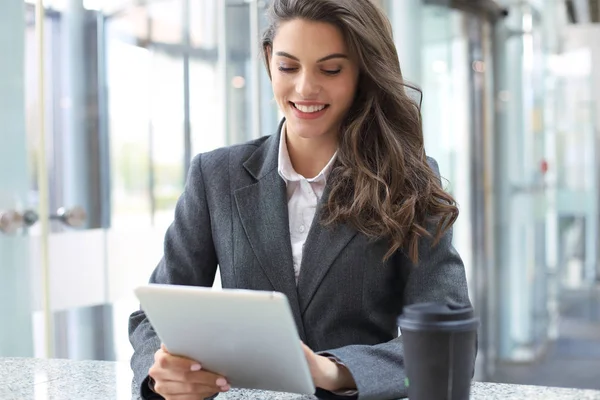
[300,342,313,358]
[300,341,312,352]
[150,360,228,388]
[165,394,219,400]
[153,379,223,397]
[154,349,202,374]
[164,396,203,400]
[151,368,230,392]
[165,396,209,400]
[184,370,229,387]
[158,345,200,368]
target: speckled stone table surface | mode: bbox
[2,357,600,400]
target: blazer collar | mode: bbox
[236,117,358,324]
[242,119,285,181]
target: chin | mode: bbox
[285,122,329,139]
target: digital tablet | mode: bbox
[134,284,316,395]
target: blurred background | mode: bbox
[1,0,599,391]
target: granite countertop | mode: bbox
[2,357,600,400]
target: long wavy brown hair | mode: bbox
[261,0,458,263]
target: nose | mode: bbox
[295,70,320,98]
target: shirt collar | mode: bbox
[277,122,337,184]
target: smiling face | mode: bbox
[268,19,360,144]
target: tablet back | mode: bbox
[134,284,315,395]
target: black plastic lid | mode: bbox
[398,302,480,332]
[404,302,473,322]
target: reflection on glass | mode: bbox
[190,61,225,154]
[149,0,182,45]
[24,5,60,218]
[190,0,217,48]
[150,51,185,229]
[419,6,473,287]
[189,0,225,155]
[106,5,149,43]
[554,49,594,191]
[106,36,152,229]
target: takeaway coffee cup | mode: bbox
[398,303,479,400]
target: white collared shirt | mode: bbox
[277,124,337,283]
[278,126,358,396]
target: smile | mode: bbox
[290,102,329,113]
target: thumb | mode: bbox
[161,343,169,353]
[300,341,313,357]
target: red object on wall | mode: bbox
[540,159,548,174]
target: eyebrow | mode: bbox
[275,51,348,63]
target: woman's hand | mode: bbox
[301,342,356,393]
[149,344,230,400]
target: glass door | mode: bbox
[0,0,33,357]
[1,0,281,361]
[1,0,116,359]
[494,2,550,362]
[551,49,596,289]
[385,0,497,380]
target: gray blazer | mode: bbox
[128,123,472,400]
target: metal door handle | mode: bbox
[51,206,86,227]
[0,209,38,233]
[0,206,86,234]
[0,210,25,234]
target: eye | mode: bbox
[278,66,298,73]
[323,69,341,75]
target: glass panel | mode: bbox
[150,50,185,229]
[190,0,218,48]
[105,5,149,41]
[1,2,46,357]
[148,0,182,45]
[190,60,225,153]
[190,0,225,154]
[224,0,252,144]
[552,48,596,288]
[105,32,153,229]
[419,5,474,294]
[494,2,550,361]
[0,0,33,353]
[388,2,474,296]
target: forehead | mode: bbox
[272,19,348,56]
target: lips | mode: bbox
[289,101,329,120]
[291,102,329,113]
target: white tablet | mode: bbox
[134,284,316,395]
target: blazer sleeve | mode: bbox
[128,153,219,396]
[320,158,474,400]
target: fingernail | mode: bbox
[190,364,202,371]
[220,385,230,392]
[216,378,228,386]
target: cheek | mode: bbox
[331,81,357,108]
[271,74,290,100]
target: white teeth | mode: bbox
[293,103,326,113]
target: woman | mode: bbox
[129,0,472,399]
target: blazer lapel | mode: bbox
[234,123,306,340]
[297,186,358,314]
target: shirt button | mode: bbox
[299,225,306,233]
